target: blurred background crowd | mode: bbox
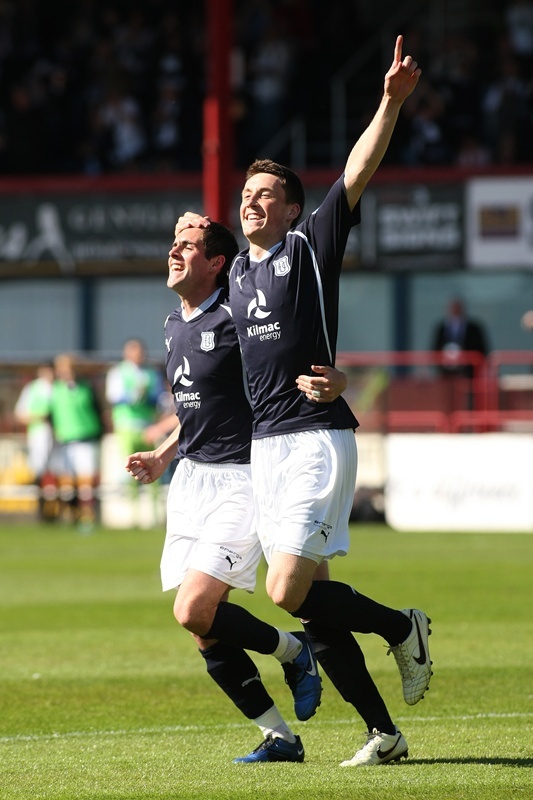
[1,0,533,175]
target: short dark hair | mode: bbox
[245,159,305,226]
[202,221,239,287]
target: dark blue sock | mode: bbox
[204,601,279,653]
[200,641,274,719]
[295,581,411,646]
[304,620,395,734]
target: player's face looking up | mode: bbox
[167,226,224,302]
[240,172,300,249]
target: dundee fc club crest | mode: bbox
[200,331,215,351]
[273,255,291,276]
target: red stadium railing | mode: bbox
[336,350,533,433]
[2,351,533,436]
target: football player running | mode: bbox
[176,36,432,767]
[126,220,347,763]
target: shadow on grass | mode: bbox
[404,757,533,768]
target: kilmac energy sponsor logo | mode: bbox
[247,320,281,341]
[174,389,201,409]
[246,290,281,341]
[173,357,201,408]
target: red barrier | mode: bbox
[3,351,533,435]
[336,350,533,433]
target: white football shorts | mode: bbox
[251,428,357,564]
[160,458,262,593]
[27,424,54,477]
[57,440,100,478]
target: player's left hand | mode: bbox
[384,35,421,104]
[296,365,348,403]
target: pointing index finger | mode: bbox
[394,34,403,64]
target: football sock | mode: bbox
[200,642,273,719]
[303,620,396,735]
[272,629,302,663]
[254,705,296,743]
[294,581,412,646]
[204,601,280,653]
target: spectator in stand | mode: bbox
[482,53,530,164]
[428,32,485,160]
[401,81,450,165]
[49,353,103,532]
[113,8,155,87]
[431,297,489,378]
[14,363,57,521]
[150,79,183,171]
[96,85,147,171]
[245,17,293,159]
[505,0,533,78]
[149,20,187,171]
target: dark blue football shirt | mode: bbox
[229,175,360,439]
[164,288,252,464]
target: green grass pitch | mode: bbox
[1,521,532,800]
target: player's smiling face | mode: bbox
[167,227,215,297]
[240,172,297,248]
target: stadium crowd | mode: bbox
[0,0,532,174]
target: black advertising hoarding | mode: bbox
[365,182,464,270]
[0,178,465,276]
[0,187,203,277]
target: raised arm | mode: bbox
[344,35,421,210]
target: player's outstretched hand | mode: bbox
[296,365,348,403]
[384,35,421,104]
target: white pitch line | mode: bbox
[1,712,532,745]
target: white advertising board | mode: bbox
[385,433,533,531]
[466,177,533,269]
